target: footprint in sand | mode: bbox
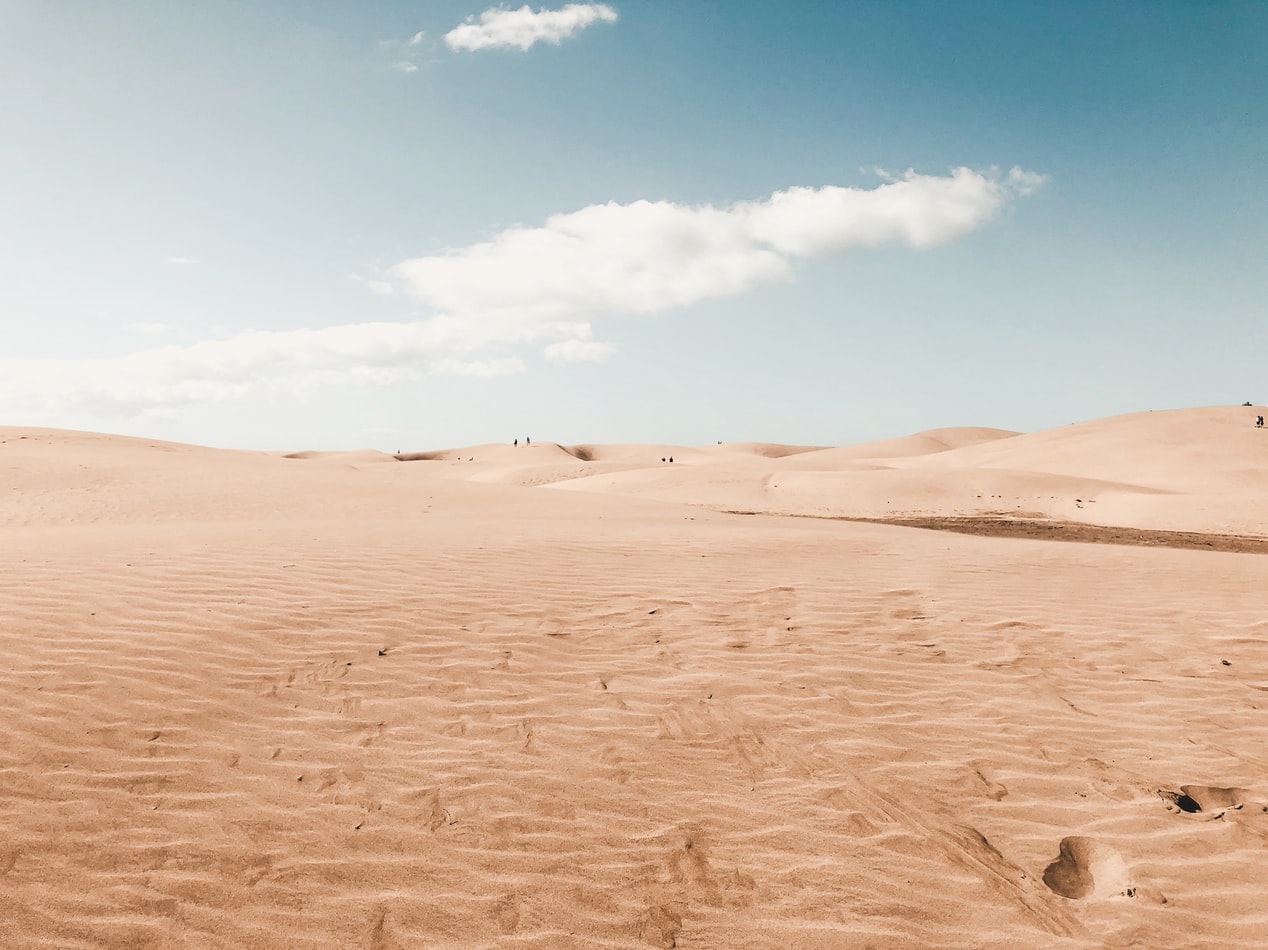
[971,766,1009,801]
[1042,836,1132,900]
[366,906,396,950]
[493,895,521,935]
[637,903,682,949]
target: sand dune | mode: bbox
[762,426,1020,467]
[2,406,1266,948]
[531,407,1268,536]
[907,407,1268,491]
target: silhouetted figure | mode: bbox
[669,456,674,463]
[1257,416,1264,428]
[526,437,531,445]
[514,438,518,446]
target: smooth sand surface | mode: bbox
[2,406,1266,948]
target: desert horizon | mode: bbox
[2,403,1266,948]
[9,3,1265,946]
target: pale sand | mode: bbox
[1,406,1266,948]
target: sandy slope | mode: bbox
[1,407,1266,949]
[535,408,1268,536]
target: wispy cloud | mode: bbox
[378,29,430,73]
[445,3,618,52]
[4,168,1043,418]
[0,324,525,419]
[542,327,616,364]
[349,273,395,296]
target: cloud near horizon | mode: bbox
[3,168,1042,419]
[0,323,528,420]
[445,4,618,52]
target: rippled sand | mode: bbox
[2,406,1266,948]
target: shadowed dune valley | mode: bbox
[3,405,1268,949]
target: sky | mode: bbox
[2,1,1265,451]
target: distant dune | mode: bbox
[436,406,1266,537]
[2,405,1266,948]
[766,426,1020,467]
[908,407,1268,491]
[708,442,832,459]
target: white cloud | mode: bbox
[4,167,1043,419]
[542,325,616,363]
[543,338,616,363]
[445,3,618,52]
[391,167,1046,324]
[390,61,418,73]
[0,323,525,418]
[1006,167,1048,195]
[408,31,426,46]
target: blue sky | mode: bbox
[2,1,1265,450]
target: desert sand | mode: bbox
[1,405,1266,949]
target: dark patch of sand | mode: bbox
[871,517,1268,554]
[723,512,1268,555]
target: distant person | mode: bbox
[669,456,674,463]
[514,438,518,446]
[526,437,531,445]
[1258,416,1264,428]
